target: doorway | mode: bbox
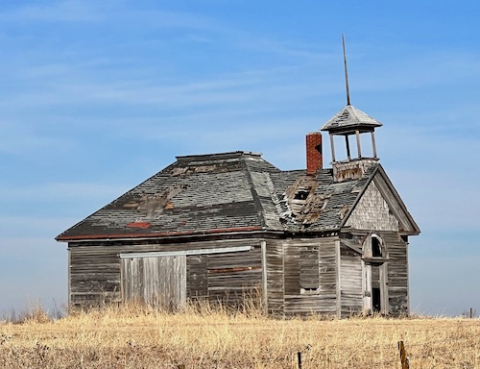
[363,262,387,315]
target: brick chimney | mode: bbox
[306,132,323,174]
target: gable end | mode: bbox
[342,167,420,235]
[344,180,399,231]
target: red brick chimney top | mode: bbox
[306,132,323,175]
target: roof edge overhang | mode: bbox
[56,226,265,242]
[320,124,380,135]
[56,226,344,243]
[375,165,421,236]
[320,105,383,132]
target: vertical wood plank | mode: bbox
[371,131,377,158]
[179,255,187,311]
[67,248,71,307]
[261,240,268,314]
[405,239,410,315]
[380,262,389,315]
[345,135,351,161]
[329,134,336,162]
[355,129,362,158]
[335,240,341,319]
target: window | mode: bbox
[300,247,319,294]
[363,234,386,260]
[372,236,382,257]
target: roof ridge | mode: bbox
[176,151,262,161]
[347,105,361,124]
[240,155,268,230]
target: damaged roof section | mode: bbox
[123,184,188,219]
[56,152,283,240]
[56,151,396,241]
[273,166,375,232]
[283,175,330,225]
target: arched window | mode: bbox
[363,234,386,259]
[372,235,382,257]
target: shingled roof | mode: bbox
[56,151,382,241]
[270,165,374,232]
[321,105,383,132]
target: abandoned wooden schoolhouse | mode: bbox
[56,102,420,318]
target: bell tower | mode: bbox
[321,35,383,182]
[321,105,382,182]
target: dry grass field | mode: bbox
[1,303,479,368]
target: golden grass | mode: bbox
[1,303,479,368]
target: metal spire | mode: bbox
[342,34,351,106]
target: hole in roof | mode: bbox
[294,191,309,200]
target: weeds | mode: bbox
[0,301,479,368]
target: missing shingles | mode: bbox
[283,176,331,225]
[123,184,187,218]
[171,167,189,176]
[171,165,218,176]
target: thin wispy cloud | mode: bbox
[0,0,103,23]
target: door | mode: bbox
[121,255,187,311]
[363,262,387,314]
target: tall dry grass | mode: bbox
[0,301,479,368]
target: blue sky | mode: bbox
[0,0,478,316]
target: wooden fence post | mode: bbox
[297,352,302,369]
[398,341,409,369]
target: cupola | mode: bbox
[321,35,383,182]
[321,104,382,182]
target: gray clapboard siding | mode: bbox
[382,232,409,315]
[69,238,262,307]
[206,247,262,305]
[265,239,285,316]
[339,244,363,318]
[187,256,208,298]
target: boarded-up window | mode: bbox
[300,247,319,292]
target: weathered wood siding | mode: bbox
[187,256,208,298]
[265,239,285,316]
[69,238,262,307]
[343,176,410,317]
[346,181,399,231]
[383,232,409,315]
[206,247,262,305]
[339,244,363,318]
[283,237,337,316]
[122,255,187,310]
